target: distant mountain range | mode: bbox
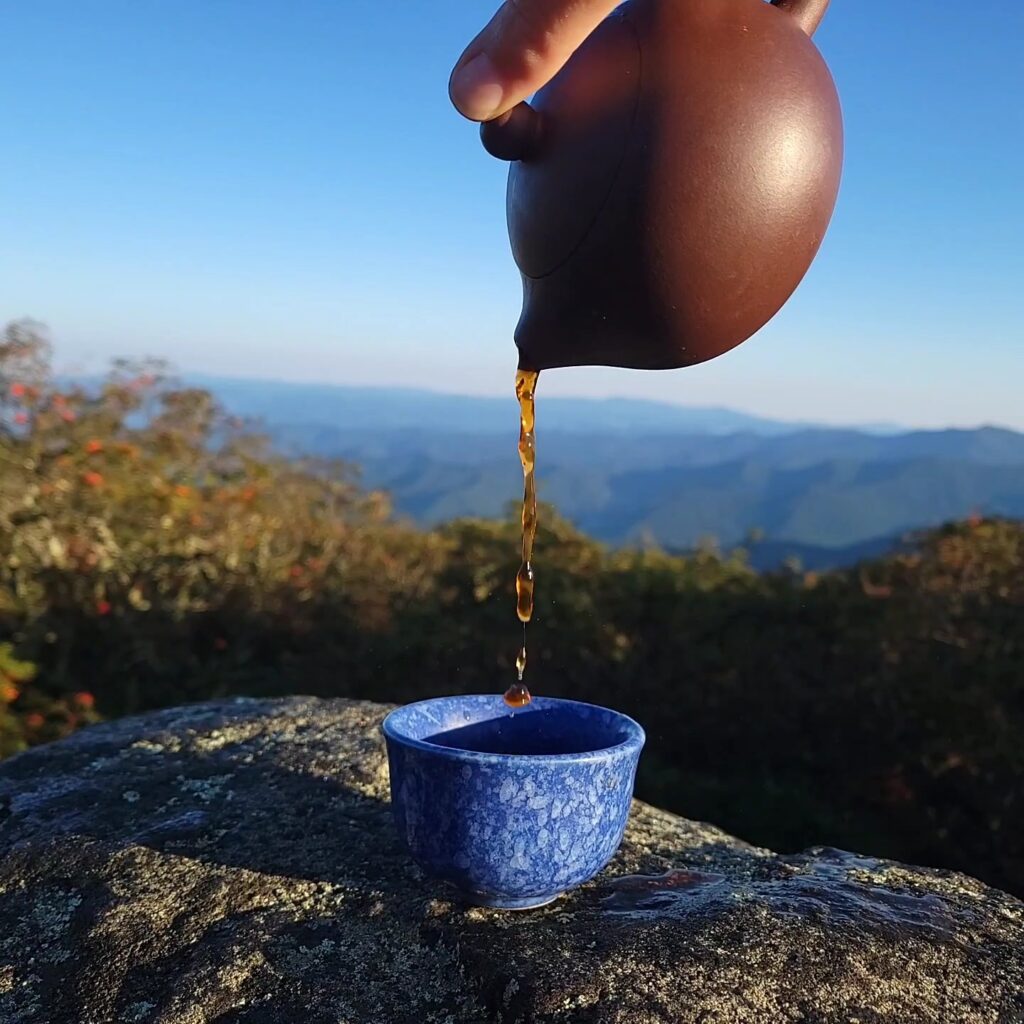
[194,376,902,438]
[192,376,1024,570]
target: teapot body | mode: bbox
[491,0,843,371]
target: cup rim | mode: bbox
[381,694,645,765]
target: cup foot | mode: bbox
[462,890,562,910]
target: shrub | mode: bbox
[1,320,1022,895]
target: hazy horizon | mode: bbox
[23,347,1017,435]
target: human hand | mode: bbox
[449,0,623,122]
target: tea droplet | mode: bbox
[515,562,535,624]
[515,644,527,681]
[503,681,532,708]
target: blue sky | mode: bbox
[2,1,1022,428]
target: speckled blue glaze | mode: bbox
[382,695,645,909]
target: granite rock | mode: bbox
[0,697,1020,1024]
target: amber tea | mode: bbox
[503,368,539,709]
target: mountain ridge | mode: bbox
[189,374,905,437]
[190,376,1024,569]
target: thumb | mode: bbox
[450,0,623,122]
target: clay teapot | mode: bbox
[481,0,843,371]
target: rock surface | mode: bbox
[0,697,1019,1024]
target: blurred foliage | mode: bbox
[1,319,1022,896]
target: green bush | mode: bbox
[1,320,1022,896]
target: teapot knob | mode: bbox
[480,102,545,162]
[770,0,830,35]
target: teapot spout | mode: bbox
[514,260,687,372]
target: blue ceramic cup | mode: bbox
[382,695,645,909]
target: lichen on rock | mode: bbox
[0,697,1021,1023]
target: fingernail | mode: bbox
[450,52,505,121]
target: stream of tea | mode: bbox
[503,368,539,709]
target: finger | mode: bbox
[449,0,622,122]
